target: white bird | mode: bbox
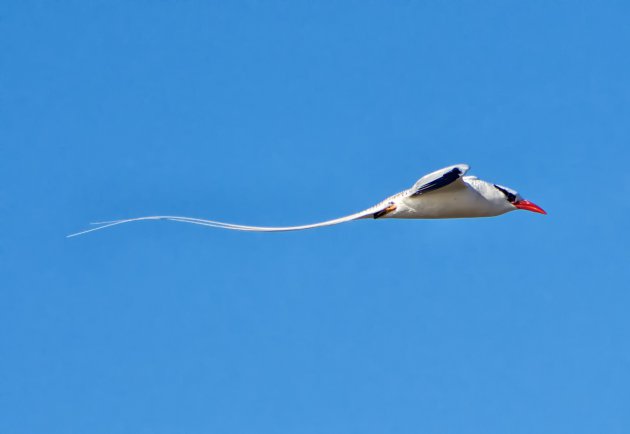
[67,164,545,237]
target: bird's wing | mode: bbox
[409,164,470,197]
[67,201,395,237]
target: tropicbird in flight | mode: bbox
[68,164,545,237]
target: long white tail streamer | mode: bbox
[66,211,375,238]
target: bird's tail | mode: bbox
[66,210,376,238]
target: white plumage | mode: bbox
[68,164,545,237]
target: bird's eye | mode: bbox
[494,184,517,203]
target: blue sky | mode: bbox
[2,1,630,433]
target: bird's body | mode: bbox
[387,176,514,219]
[68,164,545,237]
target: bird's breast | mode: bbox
[393,188,506,219]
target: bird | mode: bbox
[67,164,545,237]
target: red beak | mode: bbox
[514,200,546,215]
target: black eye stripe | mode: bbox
[494,184,516,203]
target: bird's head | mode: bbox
[493,184,546,215]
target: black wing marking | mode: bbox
[410,167,464,197]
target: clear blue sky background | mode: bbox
[2,1,630,433]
